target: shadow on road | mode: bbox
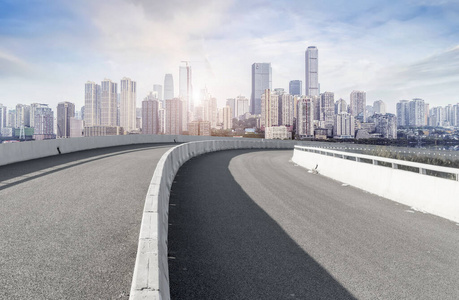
[0,143,175,191]
[168,149,356,300]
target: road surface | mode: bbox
[0,143,173,300]
[168,149,459,299]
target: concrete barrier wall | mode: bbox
[292,146,459,223]
[0,135,281,167]
[129,140,296,300]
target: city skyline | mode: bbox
[0,1,458,112]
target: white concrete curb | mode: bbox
[293,146,459,223]
[129,140,296,300]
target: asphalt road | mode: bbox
[168,149,459,300]
[0,143,174,300]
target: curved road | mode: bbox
[0,143,174,300]
[168,149,459,299]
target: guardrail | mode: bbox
[295,146,459,181]
[129,139,296,300]
[292,146,459,223]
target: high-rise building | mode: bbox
[142,98,160,135]
[375,113,397,139]
[57,102,75,138]
[350,90,366,122]
[334,112,355,138]
[165,98,182,135]
[335,98,347,114]
[311,96,320,121]
[289,80,302,96]
[373,100,386,115]
[84,81,101,127]
[33,104,54,140]
[409,98,425,127]
[223,106,233,130]
[70,117,84,138]
[7,110,16,128]
[396,100,410,127]
[179,63,192,131]
[158,108,166,134]
[429,106,444,127]
[164,74,174,100]
[261,89,279,128]
[280,93,294,126]
[153,84,163,101]
[226,98,236,118]
[0,104,7,130]
[320,92,334,127]
[296,97,314,137]
[305,46,319,96]
[236,96,249,119]
[120,77,137,132]
[209,97,218,128]
[101,79,118,127]
[15,104,31,128]
[251,63,272,115]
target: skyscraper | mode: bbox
[33,105,54,140]
[57,102,75,138]
[120,77,137,132]
[289,80,302,96]
[0,104,6,130]
[226,98,236,118]
[281,93,294,126]
[85,81,101,127]
[261,89,279,128]
[166,98,182,135]
[305,46,319,96]
[373,100,386,115]
[179,63,192,131]
[297,97,314,137]
[335,98,347,114]
[15,104,31,128]
[142,98,159,135]
[251,63,272,115]
[101,79,118,126]
[223,106,233,130]
[236,96,249,119]
[320,92,335,126]
[396,100,410,127]
[153,84,163,101]
[350,90,366,122]
[409,98,425,127]
[164,74,174,100]
[334,112,355,138]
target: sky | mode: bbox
[0,0,458,113]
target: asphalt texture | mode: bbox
[168,149,459,300]
[0,143,174,300]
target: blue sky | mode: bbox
[0,0,458,112]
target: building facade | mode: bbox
[164,74,174,101]
[165,98,182,135]
[84,81,101,127]
[350,90,366,122]
[289,80,302,96]
[120,77,137,132]
[57,102,75,138]
[251,63,272,115]
[305,46,319,96]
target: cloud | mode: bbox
[0,50,33,77]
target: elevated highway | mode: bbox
[168,150,459,299]
[0,144,174,299]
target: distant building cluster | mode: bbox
[1,47,459,143]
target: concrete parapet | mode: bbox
[293,146,459,223]
[129,140,295,300]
